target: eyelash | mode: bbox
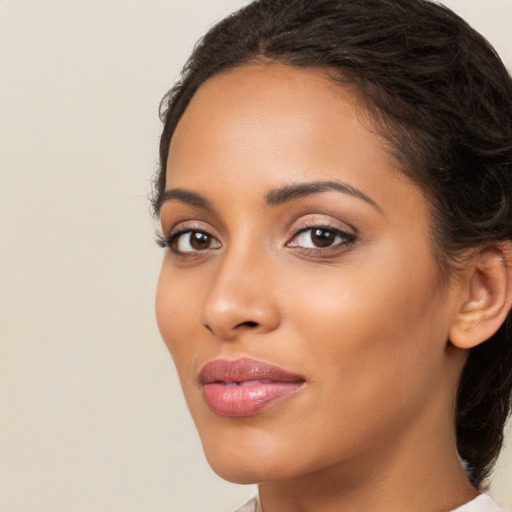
[156,224,356,256]
[286,224,356,255]
[156,228,218,253]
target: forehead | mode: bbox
[166,63,414,207]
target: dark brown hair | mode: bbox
[154,0,512,487]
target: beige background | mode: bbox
[1,1,511,511]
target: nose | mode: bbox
[199,252,281,340]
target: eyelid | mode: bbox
[156,220,221,251]
[285,216,357,254]
[285,214,356,239]
[287,226,356,245]
[166,219,219,238]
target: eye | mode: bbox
[165,230,221,253]
[287,226,355,250]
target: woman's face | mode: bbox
[156,64,465,484]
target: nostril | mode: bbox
[237,321,259,329]
[202,320,260,335]
[203,324,214,333]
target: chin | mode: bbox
[205,450,289,485]
[198,425,305,484]
[210,463,264,485]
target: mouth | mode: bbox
[199,358,306,417]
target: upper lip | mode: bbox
[199,358,305,384]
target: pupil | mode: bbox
[191,232,210,250]
[312,229,334,247]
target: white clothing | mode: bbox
[233,493,503,512]
[451,494,503,512]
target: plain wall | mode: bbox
[1,1,510,511]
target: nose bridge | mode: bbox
[200,238,279,338]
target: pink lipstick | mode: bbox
[199,358,305,417]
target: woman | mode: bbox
[153,0,512,510]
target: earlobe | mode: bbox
[449,242,512,350]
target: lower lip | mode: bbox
[203,381,303,417]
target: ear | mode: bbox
[450,242,512,350]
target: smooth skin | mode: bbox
[156,63,512,512]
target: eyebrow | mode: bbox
[159,188,213,211]
[265,180,379,209]
[160,180,379,212]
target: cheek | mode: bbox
[261,252,451,469]
[285,242,449,399]
[155,263,202,369]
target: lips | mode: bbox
[199,358,305,417]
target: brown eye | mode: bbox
[190,232,212,250]
[288,226,355,251]
[310,228,336,247]
[171,230,221,253]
